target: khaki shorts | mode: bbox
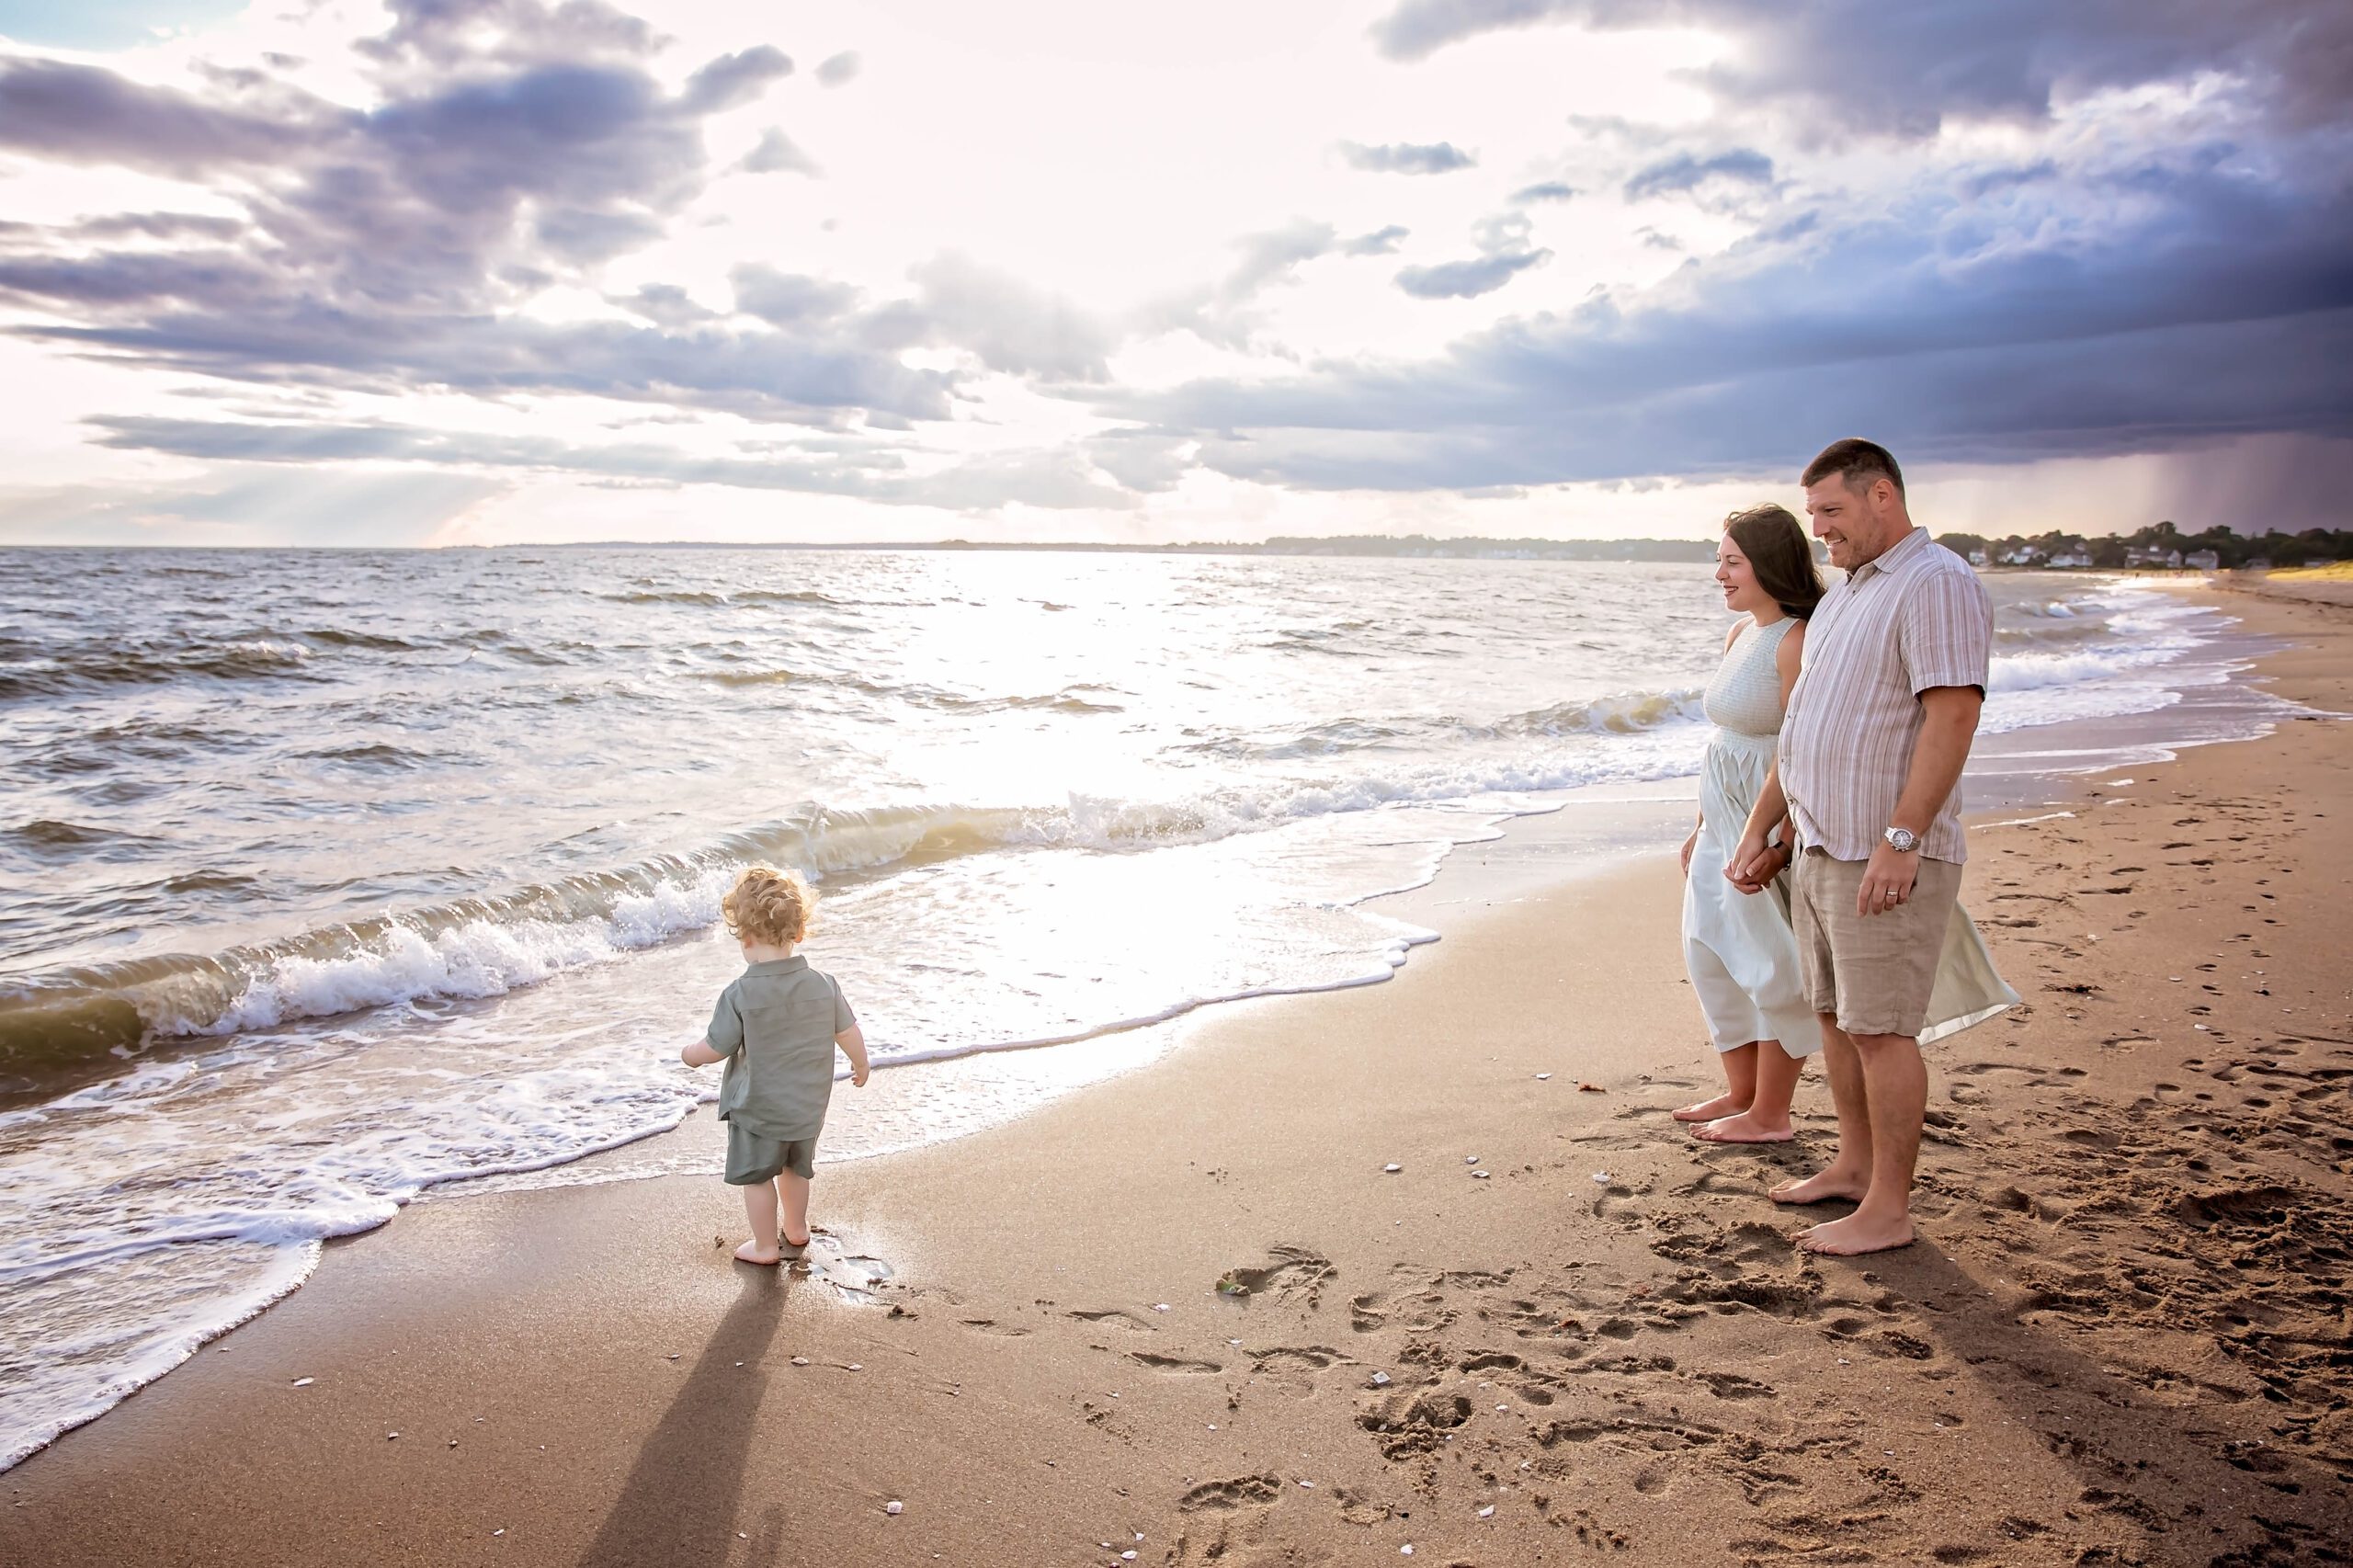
[724,1120,818,1185]
[1790,849,1962,1040]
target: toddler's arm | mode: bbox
[681,1038,724,1067]
[837,1025,870,1087]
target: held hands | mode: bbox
[1856,842,1920,917]
[1722,831,1785,895]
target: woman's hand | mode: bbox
[1679,828,1698,879]
[1723,832,1779,894]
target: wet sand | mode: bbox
[6,589,2349,1568]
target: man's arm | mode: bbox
[1856,685,1983,917]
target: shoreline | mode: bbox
[6,588,2349,1566]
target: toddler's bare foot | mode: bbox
[733,1240,783,1266]
[1768,1165,1869,1205]
[1671,1091,1749,1122]
[1691,1110,1794,1143]
[781,1233,810,1256]
[1796,1210,1915,1256]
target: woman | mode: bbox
[1674,504,1823,1142]
[1674,506,2022,1144]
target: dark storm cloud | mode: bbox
[1370,0,2353,139]
[1623,149,1773,202]
[0,1,941,426]
[1337,140,1476,175]
[1117,156,2353,491]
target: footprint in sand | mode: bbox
[1176,1473,1279,1511]
[1215,1245,1336,1308]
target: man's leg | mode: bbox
[1797,1031,1925,1255]
[1770,1015,1872,1203]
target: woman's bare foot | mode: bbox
[1671,1092,1751,1122]
[733,1240,783,1266]
[1691,1110,1794,1143]
[1795,1210,1915,1256]
[1768,1165,1870,1205]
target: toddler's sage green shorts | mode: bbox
[724,1121,817,1184]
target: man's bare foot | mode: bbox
[733,1240,783,1266]
[1691,1111,1794,1143]
[1671,1092,1750,1122]
[1795,1211,1915,1256]
[1768,1167,1869,1205]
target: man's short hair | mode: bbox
[1802,437,1904,497]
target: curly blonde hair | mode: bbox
[722,865,813,947]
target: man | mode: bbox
[1728,437,1993,1256]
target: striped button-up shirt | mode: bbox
[1779,527,1993,864]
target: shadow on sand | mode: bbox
[576,1266,792,1568]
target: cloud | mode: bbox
[1623,149,1773,202]
[1344,224,1411,256]
[1394,251,1548,299]
[1142,219,1338,347]
[1369,1,2353,139]
[815,51,862,86]
[89,415,1137,511]
[1119,153,2353,490]
[1337,140,1475,175]
[1394,209,1550,300]
[1510,180,1576,203]
[740,126,821,176]
[0,0,937,426]
[907,253,1117,381]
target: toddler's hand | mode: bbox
[852,1062,870,1088]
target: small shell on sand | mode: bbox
[1382,1163,1403,1173]
[291,1378,313,1387]
[1370,1371,1392,1386]
[1592,1170,1610,1183]
[885,1501,904,1516]
[1535,1073,1552,1080]
[1464,1154,1479,1165]
[790,1357,809,1366]
[1472,1170,1491,1180]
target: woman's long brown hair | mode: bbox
[1723,504,1825,621]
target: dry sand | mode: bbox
[6,590,2348,1568]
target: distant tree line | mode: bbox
[1936,521,2353,571]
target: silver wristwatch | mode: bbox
[1881,825,1920,854]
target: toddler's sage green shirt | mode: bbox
[706,956,856,1141]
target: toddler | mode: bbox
[681,865,869,1264]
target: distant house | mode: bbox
[1968,549,1991,568]
[2000,548,2043,566]
[2184,549,2222,571]
[2126,547,2183,568]
[2047,550,2093,568]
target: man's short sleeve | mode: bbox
[1899,566,1992,695]
[831,979,857,1034]
[706,986,745,1056]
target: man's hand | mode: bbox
[1856,842,1920,917]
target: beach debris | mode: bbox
[1465,1154,1479,1165]
[1479,1505,1495,1518]
[1216,1271,1250,1297]
[1535,1073,1552,1080]
[1122,1554,1138,1562]
[665,1354,679,1361]
[1472,1170,1491,1180]
[1382,1163,1403,1174]
[1578,1081,1605,1093]
[1370,1371,1392,1387]
[1299,1480,1315,1488]
[847,1363,864,1371]
[790,1357,809,1366]
[387,1432,399,1441]
[449,1439,459,1449]
[885,1501,904,1517]
[1153,1303,1171,1312]
[1402,1547,1415,1556]
[291,1377,314,1387]
[1591,1170,1610,1184]
[493,1529,504,1537]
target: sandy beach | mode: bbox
[6,585,2348,1568]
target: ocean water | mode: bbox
[0,547,2272,1466]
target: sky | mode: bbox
[0,0,2347,547]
